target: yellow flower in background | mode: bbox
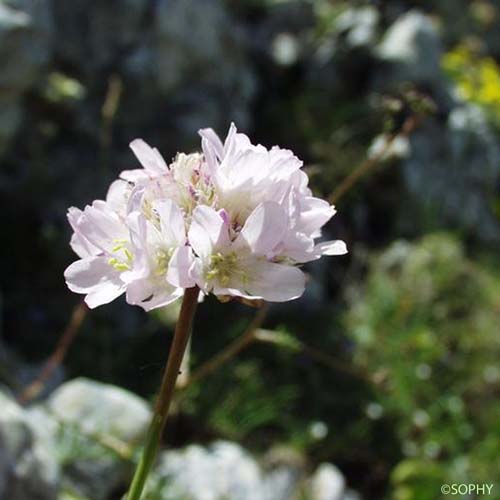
[442,45,500,122]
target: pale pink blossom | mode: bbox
[187,203,305,302]
[64,124,347,309]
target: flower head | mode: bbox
[65,124,347,309]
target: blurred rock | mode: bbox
[52,0,147,76]
[0,0,52,154]
[376,10,442,87]
[47,377,151,443]
[334,6,380,49]
[123,0,256,141]
[0,0,51,87]
[148,441,303,500]
[45,377,151,500]
[403,104,500,243]
[310,5,379,97]
[309,463,345,500]
[0,389,59,500]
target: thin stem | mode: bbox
[126,286,199,500]
[18,301,88,404]
[329,114,422,204]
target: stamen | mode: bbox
[155,247,174,276]
[206,252,239,286]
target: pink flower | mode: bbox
[64,124,347,309]
[188,203,305,302]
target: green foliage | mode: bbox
[345,234,500,499]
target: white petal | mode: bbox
[85,286,125,309]
[297,197,336,236]
[67,207,83,231]
[77,201,128,252]
[243,261,306,302]
[126,279,181,311]
[126,185,145,214]
[123,212,150,281]
[199,127,224,159]
[125,278,153,305]
[237,202,288,255]
[278,231,315,262]
[70,233,95,259]
[64,257,125,308]
[166,246,196,288]
[129,139,168,174]
[314,240,348,256]
[156,199,186,246]
[141,289,182,311]
[222,122,238,158]
[106,179,130,216]
[188,205,229,259]
[67,207,101,257]
[268,147,303,179]
[220,149,268,188]
[119,169,150,182]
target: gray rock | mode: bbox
[376,10,442,86]
[124,0,256,136]
[147,441,302,500]
[0,390,59,500]
[45,378,151,500]
[309,5,378,98]
[402,104,500,243]
[47,377,151,444]
[309,463,345,500]
[52,0,147,75]
[0,0,52,154]
[0,0,52,90]
[334,6,379,49]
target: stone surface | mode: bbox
[0,0,52,154]
[122,0,256,140]
[402,104,500,243]
[334,6,380,49]
[45,377,151,500]
[376,10,442,86]
[0,390,59,500]
[47,377,151,444]
[309,463,346,500]
[51,0,146,75]
[147,441,303,500]
[1,378,359,500]
[153,0,256,132]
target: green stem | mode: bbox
[127,286,200,500]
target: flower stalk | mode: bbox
[126,285,200,500]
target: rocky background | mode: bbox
[1,1,500,499]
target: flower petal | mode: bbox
[188,205,229,259]
[156,199,186,247]
[314,240,348,256]
[76,201,128,252]
[199,127,224,159]
[64,257,125,308]
[129,139,168,175]
[167,246,196,288]
[297,197,336,236]
[243,261,305,302]
[106,180,130,216]
[237,202,288,255]
[67,207,101,258]
[126,278,181,311]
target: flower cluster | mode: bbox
[64,124,347,310]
